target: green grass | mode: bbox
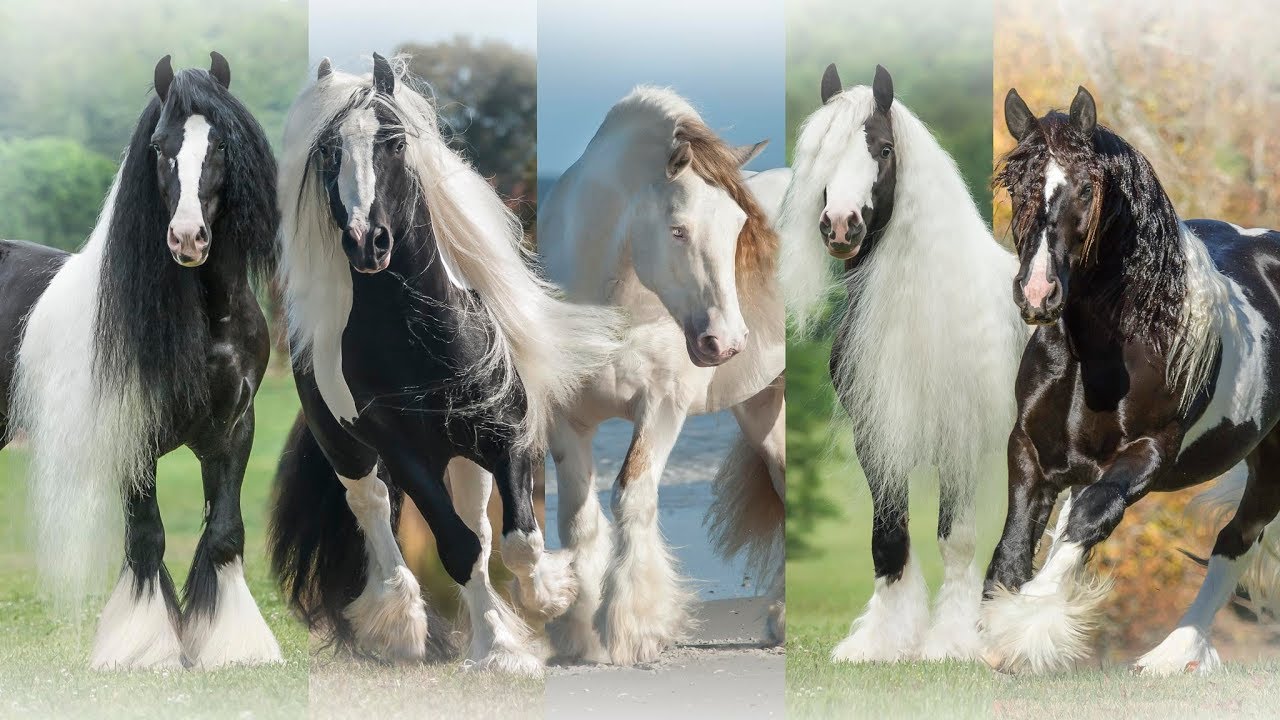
[785,397,1280,720]
[0,372,544,718]
[0,372,308,718]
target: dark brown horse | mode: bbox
[981,86,1280,675]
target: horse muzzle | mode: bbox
[168,222,209,267]
[343,223,394,274]
[821,210,866,260]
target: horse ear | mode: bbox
[1069,86,1097,138]
[1004,88,1037,143]
[667,140,692,179]
[372,53,396,96]
[732,139,768,167]
[209,51,231,89]
[154,54,174,102]
[317,57,333,80]
[820,63,842,104]
[872,65,893,113]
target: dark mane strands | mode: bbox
[994,112,1186,351]
[94,69,278,434]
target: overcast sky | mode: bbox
[308,0,536,73]
[537,0,785,177]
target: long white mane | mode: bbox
[780,87,1028,494]
[279,56,619,448]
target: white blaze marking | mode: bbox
[337,107,378,236]
[1023,235,1053,308]
[1044,159,1066,202]
[173,115,211,231]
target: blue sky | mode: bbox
[537,0,785,177]
[308,0,536,72]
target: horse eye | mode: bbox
[393,139,406,155]
[671,226,688,241]
[217,140,226,152]
[149,142,162,155]
[1080,184,1093,200]
[880,145,893,159]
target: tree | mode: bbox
[397,38,537,232]
[0,138,117,251]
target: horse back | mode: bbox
[0,240,68,417]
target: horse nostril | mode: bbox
[819,212,833,237]
[698,333,722,356]
[371,226,391,253]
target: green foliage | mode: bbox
[0,138,116,250]
[399,37,536,228]
[784,0,994,559]
[0,0,307,250]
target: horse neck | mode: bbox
[353,219,457,316]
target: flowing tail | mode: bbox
[704,431,785,598]
[1189,464,1280,617]
[268,414,456,659]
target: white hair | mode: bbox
[780,86,1028,498]
[278,56,620,448]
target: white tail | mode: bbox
[11,217,146,607]
[1189,464,1280,617]
[704,432,784,591]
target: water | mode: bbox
[543,412,759,600]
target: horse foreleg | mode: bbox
[1138,453,1280,675]
[923,477,981,660]
[91,459,183,670]
[545,417,610,662]
[182,408,282,669]
[596,399,692,665]
[831,463,927,662]
[984,436,1165,673]
[392,451,540,675]
[494,450,578,624]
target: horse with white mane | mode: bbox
[539,86,787,665]
[269,54,621,674]
[781,64,1028,661]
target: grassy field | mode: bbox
[0,372,540,719]
[785,372,1280,719]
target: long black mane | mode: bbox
[94,68,278,434]
[995,112,1185,349]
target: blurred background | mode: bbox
[0,1,309,716]
[537,0,785,605]
[994,0,1280,665]
[782,0,995,711]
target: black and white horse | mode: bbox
[269,55,620,674]
[780,64,1028,661]
[981,86,1280,675]
[0,54,281,669]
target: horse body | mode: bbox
[983,88,1280,675]
[0,56,281,670]
[781,65,1028,662]
[270,55,618,674]
[539,87,785,665]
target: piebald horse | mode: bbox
[981,86,1280,675]
[0,54,281,669]
[539,86,787,665]
[781,64,1028,662]
[269,55,621,674]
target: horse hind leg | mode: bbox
[545,417,611,663]
[714,378,786,645]
[91,464,183,670]
[922,476,982,660]
[181,411,282,669]
[1137,454,1280,675]
[832,467,928,663]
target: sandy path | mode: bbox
[546,596,784,719]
